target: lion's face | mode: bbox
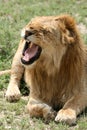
[21,16,74,65]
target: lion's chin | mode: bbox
[21,41,42,65]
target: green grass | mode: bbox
[0,0,87,129]
[0,91,87,130]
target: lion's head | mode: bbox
[21,15,77,66]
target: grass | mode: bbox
[0,0,87,129]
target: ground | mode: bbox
[0,91,87,130]
[0,0,87,130]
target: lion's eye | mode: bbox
[41,29,50,35]
[30,27,34,29]
[42,30,47,34]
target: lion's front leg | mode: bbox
[5,40,25,102]
[55,108,76,126]
[26,98,56,122]
[55,93,87,125]
[5,66,24,102]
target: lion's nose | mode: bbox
[24,30,33,39]
[21,29,33,39]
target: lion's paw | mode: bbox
[44,110,57,124]
[5,84,21,102]
[55,108,76,126]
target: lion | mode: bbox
[2,15,87,125]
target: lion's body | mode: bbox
[5,15,87,125]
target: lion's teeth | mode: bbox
[30,42,33,48]
[26,40,29,42]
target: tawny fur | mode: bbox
[5,15,87,125]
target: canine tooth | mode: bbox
[26,40,29,42]
[30,42,33,48]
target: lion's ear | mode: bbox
[61,32,75,45]
[55,15,77,44]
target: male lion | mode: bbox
[5,15,87,125]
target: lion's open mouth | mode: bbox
[21,41,42,65]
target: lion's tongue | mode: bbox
[23,44,38,62]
